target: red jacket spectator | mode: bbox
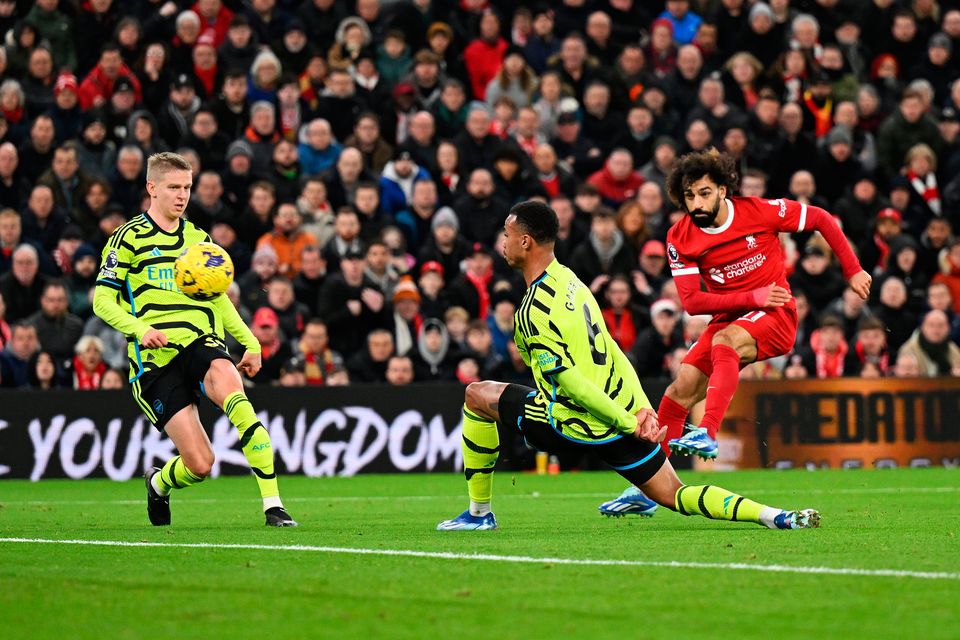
[192,0,234,48]
[463,11,507,100]
[587,150,644,207]
[78,46,142,110]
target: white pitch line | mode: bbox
[3,486,957,507]
[0,537,955,581]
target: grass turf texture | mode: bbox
[1,468,958,640]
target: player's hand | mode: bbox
[141,329,168,349]
[753,284,791,308]
[237,351,261,378]
[848,270,872,301]
[633,408,666,443]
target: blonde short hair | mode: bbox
[905,143,938,171]
[75,335,105,356]
[146,152,192,182]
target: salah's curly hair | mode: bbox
[665,148,739,210]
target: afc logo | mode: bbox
[746,235,757,250]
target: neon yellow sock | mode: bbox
[462,407,499,508]
[675,485,766,523]
[155,455,204,494]
[224,391,278,499]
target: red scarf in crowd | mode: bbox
[259,336,281,360]
[907,171,941,215]
[854,340,890,375]
[802,90,833,137]
[303,349,337,386]
[602,307,637,352]
[73,357,106,390]
[441,173,459,192]
[465,268,493,319]
[194,64,217,97]
[245,125,281,145]
[2,106,23,124]
[0,320,10,349]
[539,172,560,198]
[810,329,848,378]
[873,233,891,271]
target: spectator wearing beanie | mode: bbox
[417,206,471,281]
[392,276,423,357]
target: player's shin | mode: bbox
[462,407,499,516]
[223,391,281,510]
[153,455,205,495]
[675,484,781,528]
[700,344,740,439]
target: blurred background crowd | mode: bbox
[1,0,960,392]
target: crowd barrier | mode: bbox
[1,379,957,480]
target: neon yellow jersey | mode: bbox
[96,213,224,378]
[514,259,650,442]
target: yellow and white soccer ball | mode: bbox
[174,241,234,300]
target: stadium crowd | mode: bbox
[1,0,960,392]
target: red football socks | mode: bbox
[657,394,689,455]
[700,344,741,440]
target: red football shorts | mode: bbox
[682,304,798,376]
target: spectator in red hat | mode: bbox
[49,72,83,145]
[448,242,496,320]
[645,18,678,77]
[418,260,448,319]
[192,31,221,100]
[463,10,507,100]
[860,207,904,275]
[249,306,293,385]
[636,238,669,299]
[78,43,142,111]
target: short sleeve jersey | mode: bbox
[667,196,810,299]
[96,213,227,379]
[514,260,646,442]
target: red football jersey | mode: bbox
[667,196,861,318]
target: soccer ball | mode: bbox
[174,242,234,301]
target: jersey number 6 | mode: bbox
[582,303,607,366]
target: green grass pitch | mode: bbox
[1,468,958,639]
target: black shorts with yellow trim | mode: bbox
[497,383,666,485]
[131,335,232,432]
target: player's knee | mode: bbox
[464,381,490,411]
[711,330,736,348]
[183,451,214,478]
[666,380,696,407]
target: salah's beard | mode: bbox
[689,199,721,228]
